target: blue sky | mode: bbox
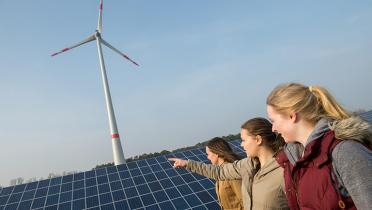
[1,0,371,186]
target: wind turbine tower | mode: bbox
[51,0,138,165]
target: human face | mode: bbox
[240,129,259,158]
[267,105,296,142]
[206,147,219,165]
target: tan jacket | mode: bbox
[186,157,288,210]
[216,179,243,210]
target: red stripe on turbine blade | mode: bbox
[100,3,103,10]
[112,134,120,139]
[62,48,70,52]
[122,55,139,66]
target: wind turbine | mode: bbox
[51,0,138,165]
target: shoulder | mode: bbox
[332,140,372,171]
[332,140,371,159]
[233,157,254,167]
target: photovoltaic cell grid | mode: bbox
[1,111,370,210]
[0,139,246,210]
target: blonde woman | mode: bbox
[266,83,372,210]
[169,118,289,210]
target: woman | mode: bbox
[203,137,243,210]
[169,118,289,210]
[266,83,372,210]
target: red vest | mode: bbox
[276,131,356,210]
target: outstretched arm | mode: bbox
[169,157,255,180]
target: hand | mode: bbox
[168,158,188,168]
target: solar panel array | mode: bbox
[0,140,246,210]
[1,110,370,210]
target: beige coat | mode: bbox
[216,179,243,210]
[186,157,288,210]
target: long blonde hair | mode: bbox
[266,83,350,124]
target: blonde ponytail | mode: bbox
[309,86,350,120]
[267,83,350,124]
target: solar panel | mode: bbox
[0,139,245,210]
[360,110,372,123]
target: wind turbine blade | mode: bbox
[97,0,103,32]
[51,35,96,57]
[101,39,139,66]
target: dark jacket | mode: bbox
[276,116,372,210]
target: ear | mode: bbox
[255,135,263,146]
[289,111,298,123]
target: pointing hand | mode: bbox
[168,158,188,168]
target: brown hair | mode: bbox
[241,117,285,153]
[266,83,350,124]
[206,137,242,163]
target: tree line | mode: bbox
[6,133,240,187]
[95,133,240,169]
